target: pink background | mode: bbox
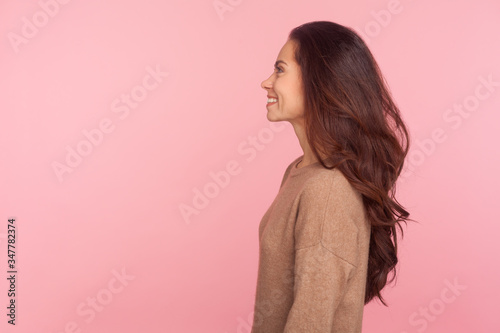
[1,0,499,332]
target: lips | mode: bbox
[267,96,278,102]
[266,95,278,107]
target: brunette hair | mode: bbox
[289,21,412,306]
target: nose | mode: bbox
[261,72,274,91]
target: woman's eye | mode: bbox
[275,66,283,73]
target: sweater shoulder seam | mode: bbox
[295,241,358,268]
[296,171,358,268]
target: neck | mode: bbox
[290,119,322,167]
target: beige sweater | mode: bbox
[250,155,371,332]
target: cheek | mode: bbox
[291,94,305,116]
[290,86,304,106]
[287,79,302,97]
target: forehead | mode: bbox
[277,39,297,64]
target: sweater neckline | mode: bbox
[289,155,322,176]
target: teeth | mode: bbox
[267,98,278,103]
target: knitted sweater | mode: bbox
[250,155,371,332]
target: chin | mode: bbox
[266,111,279,121]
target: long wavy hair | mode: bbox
[289,21,413,306]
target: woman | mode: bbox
[251,21,411,332]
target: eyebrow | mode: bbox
[274,60,288,68]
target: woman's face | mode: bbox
[261,39,305,125]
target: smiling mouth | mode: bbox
[267,98,278,106]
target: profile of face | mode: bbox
[261,39,305,125]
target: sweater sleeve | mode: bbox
[283,171,361,332]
